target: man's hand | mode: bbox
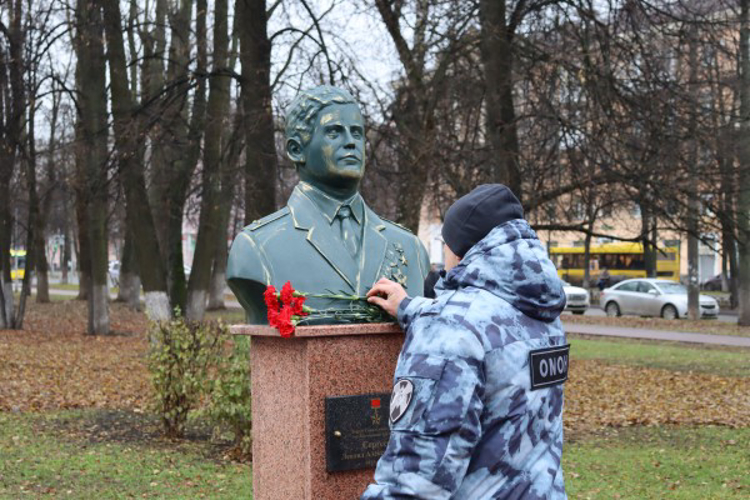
[366,278,407,318]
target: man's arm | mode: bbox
[362,283,486,499]
[360,320,485,499]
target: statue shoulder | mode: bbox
[379,217,413,236]
[228,209,291,283]
[244,206,291,233]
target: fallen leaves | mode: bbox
[0,301,150,412]
[2,300,750,435]
[565,359,750,432]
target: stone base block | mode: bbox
[231,323,404,500]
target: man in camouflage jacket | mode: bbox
[363,184,569,499]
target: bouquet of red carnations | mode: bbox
[264,281,392,337]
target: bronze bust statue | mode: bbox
[227,86,429,323]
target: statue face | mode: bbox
[298,103,365,193]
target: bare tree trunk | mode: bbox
[209,93,243,311]
[686,32,700,321]
[35,78,62,304]
[61,211,71,285]
[75,0,110,334]
[479,0,521,198]
[186,0,229,321]
[582,228,593,289]
[16,72,42,328]
[738,0,750,326]
[720,155,739,307]
[641,201,657,278]
[117,226,141,309]
[102,0,171,319]
[144,0,207,314]
[0,0,25,328]
[74,197,90,301]
[207,235,229,310]
[240,0,277,225]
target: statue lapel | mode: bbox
[358,206,388,294]
[288,188,358,292]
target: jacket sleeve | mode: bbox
[396,296,430,330]
[361,315,485,499]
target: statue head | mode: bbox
[285,85,365,198]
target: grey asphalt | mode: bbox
[580,304,737,323]
[32,286,750,348]
[563,321,750,348]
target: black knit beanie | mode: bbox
[442,184,524,257]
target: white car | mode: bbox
[562,281,590,315]
[599,278,719,320]
[108,260,121,287]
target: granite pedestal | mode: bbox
[231,323,404,500]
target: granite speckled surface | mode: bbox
[240,323,404,500]
[230,323,402,337]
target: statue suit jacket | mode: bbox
[227,182,430,323]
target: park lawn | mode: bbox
[205,307,246,324]
[0,410,252,499]
[2,300,750,498]
[564,425,750,499]
[563,313,750,337]
[2,413,748,500]
[569,336,750,378]
[12,292,83,303]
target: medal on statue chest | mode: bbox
[383,242,409,288]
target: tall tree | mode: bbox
[0,0,25,328]
[738,0,750,326]
[479,0,521,198]
[147,0,207,312]
[186,0,231,321]
[686,27,701,320]
[102,0,171,319]
[74,0,110,334]
[374,0,473,233]
[239,0,277,226]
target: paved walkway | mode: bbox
[563,322,750,348]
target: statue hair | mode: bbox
[284,85,357,148]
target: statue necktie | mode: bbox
[337,205,359,258]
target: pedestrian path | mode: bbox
[563,322,750,348]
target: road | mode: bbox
[563,322,750,347]
[568,304,737,323]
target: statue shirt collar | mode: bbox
[295,182,364,226]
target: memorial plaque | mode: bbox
[325,393,391,472]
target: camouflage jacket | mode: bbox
[362,219,569,500]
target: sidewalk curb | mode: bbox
[564,322,750,348]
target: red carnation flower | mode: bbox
[267,307,279,328]
[265,282,310,337]
[280,281,294,306]
[291,296,307,317]
[264,285,280,312]
[275,306,295,338]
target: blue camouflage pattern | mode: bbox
[362,218,568,500]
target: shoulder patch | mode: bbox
[246,207,290,231]
[389,379,414,423]
[380,217,411,233]
[529,344,570,390]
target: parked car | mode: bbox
[599,278,719,320]
[562,281,589,315]
[108,260,121,287]
[701,273,732,292]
